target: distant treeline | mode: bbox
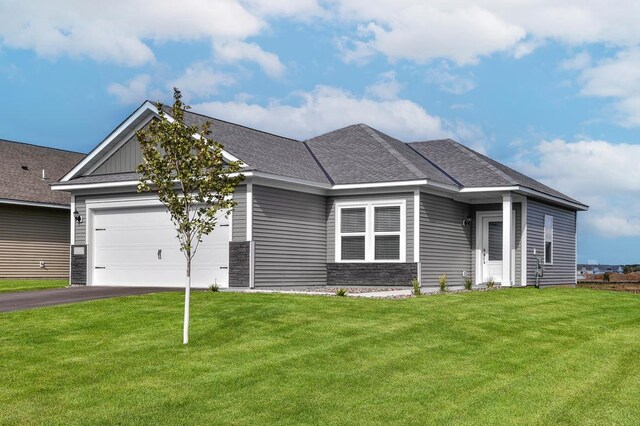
[623,265,640,274]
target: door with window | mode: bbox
[481,215,503,283]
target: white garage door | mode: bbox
[92,206,229,288]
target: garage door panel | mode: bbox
[92,206,229,288]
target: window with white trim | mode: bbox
[544,215,553,264]
[336,201,405,262]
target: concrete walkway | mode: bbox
[0,286,178,313]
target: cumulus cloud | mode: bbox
[365,71,403,100]
[107,74,152,105]
[213,40,285,77]
[515,138,640,237]
[192,85,449,141]
[169,63,235,101]
[425,64,476,95]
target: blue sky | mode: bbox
[1,1,639,263]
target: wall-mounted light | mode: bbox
[73,210,83,223]
[462,217,472,226]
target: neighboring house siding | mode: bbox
[420,192,471,287]
[253,185,327,286]
[470,203,522,285]
[0,204,70,278]
[92,135,142,175]
[231,185,246,242]
[326,192,414,262]
[527,199,576,286]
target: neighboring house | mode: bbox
[577,264,623,279]
[52,102,588,289]
[0,139,84,279]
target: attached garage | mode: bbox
[88,202,229,288]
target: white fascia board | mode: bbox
[0,198,70,210]
[460,186,520,193]
[60,101,156,182]
[332,179,428,190]
[516,187,589,211]
[52,180,141,191]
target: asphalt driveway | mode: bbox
[0,286,178,313]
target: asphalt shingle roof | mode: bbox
[1,139,84,206]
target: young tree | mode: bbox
[136,89,244,344]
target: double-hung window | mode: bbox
[336,201,405,262]
[544,215,553,264]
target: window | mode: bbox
[544,215,553,264]
[336,201,405,262]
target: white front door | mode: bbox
[481,216,503,283]
[92,206,229,288]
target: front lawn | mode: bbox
[0,278,67,293]
[2,288,640,424]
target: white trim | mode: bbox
[502,192,513,287]
[475,209,516,286]
[461,186,519,193]
[332,180,428,190]
[61,101,156,182]
[70,195,76,244]
[515,187,588,211]
[52,180,141,191]
[246,182,253,242]
[521,197,528,286]
[0,198,70,210]
[335,199,406,263]
[413,190,420,267]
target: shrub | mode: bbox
[209,283,219,292]
[486,277,495,289]
[412,278,421,296]
[439,274,447,292]
[335,288,348,297]
[603,272,611,282]
[464,276,473,291]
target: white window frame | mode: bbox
[335,199,406,263]
[544,214,554,265]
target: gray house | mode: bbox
[1,139,85,279]
[52,102,587,289]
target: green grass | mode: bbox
[2,288,640,424]
[0,278,67,293]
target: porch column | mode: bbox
[502,192,513,286]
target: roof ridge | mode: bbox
[405,143,463,188]
[161,104,301,143]
[449,141,518,185]
[0,138,86,155]
[359,124,425,179]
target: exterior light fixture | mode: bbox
[73,210,83,223]
[462,217,472,226]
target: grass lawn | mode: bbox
[0,279,68,293]
[2,288,640,424]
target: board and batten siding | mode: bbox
[327,192,414,263]
[420,192,471,287]
[470,203,522,286]
[252,185,327,286]
[0,204,70,278]
[527,199,576,286]
[91,135,142,175]
[231,185,246,242]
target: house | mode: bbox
[1,139,84,279]
[51,102,588,288]
[577,264,623,279]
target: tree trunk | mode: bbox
[183,257,191,345]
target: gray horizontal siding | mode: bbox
[253,185,327,286]
[420,192,471,287]
[231,185,246,242]
[527,199,576,286]
[92,135,142,175]
[327,192,414,263]
[0,204,70,278]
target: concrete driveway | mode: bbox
[0,286,178,313]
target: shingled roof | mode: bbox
[1,139,84,206]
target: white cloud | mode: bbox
[213,40,285,77]
[578,48,640,126]
[425,64,475,95]
[365,71,402,100]
[0,0,279,72]
[169,63,234,101]
[515,138,640,237]
[192,85,449,140]
[560,51,592,71]
[107,74,152,105]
